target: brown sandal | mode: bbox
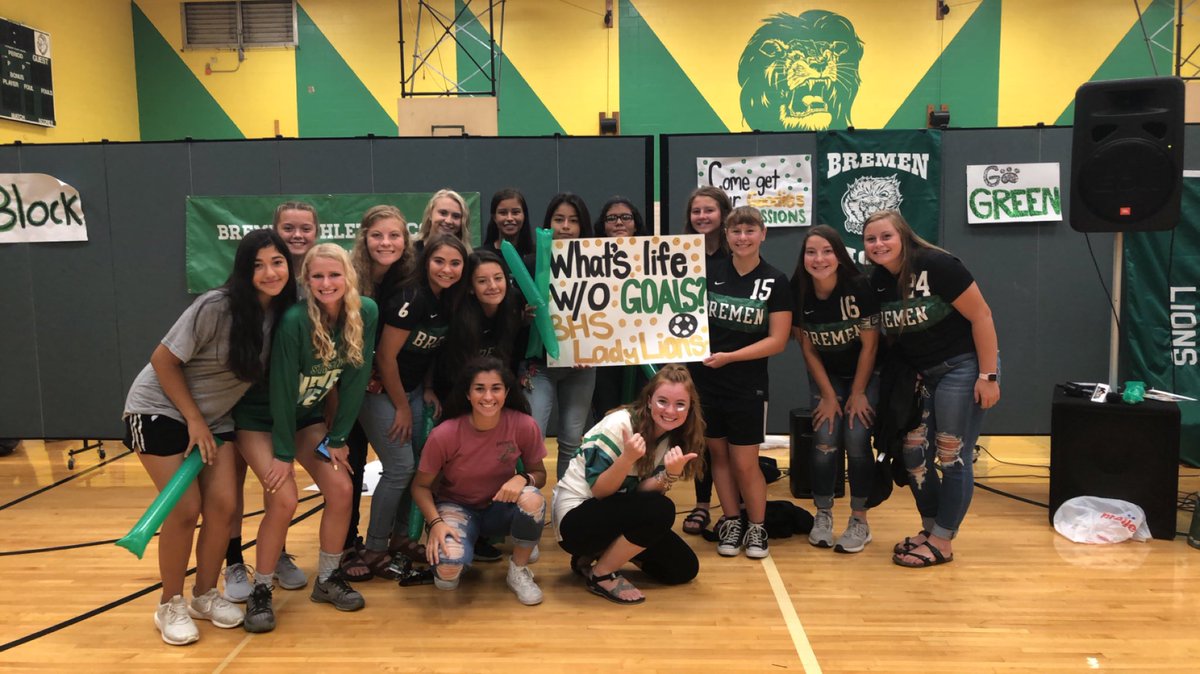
[389,536,427,563]
[362,550,402,580]
[339,543,374,582]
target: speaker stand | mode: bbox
[1108,232,1123,390]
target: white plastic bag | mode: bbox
[1052,496,1152,544]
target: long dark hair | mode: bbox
[483,188,533,254]
[541,192,593,237]
[404,234,469,304]
[595,196,646,236]
[212,228,297,382]
[789,224,864,325]
[441,356,531,419]
[444,251,522,383]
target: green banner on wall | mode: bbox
[1123,174,1200,466]
[185,192,481,293]
[816,129,941,261]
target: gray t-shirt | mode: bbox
[123,290,273,433]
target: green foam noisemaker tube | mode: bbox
[640,363,659,379]
[407,405,437,541]
[116,442,218,559]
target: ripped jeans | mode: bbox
[431,487,545,581]
[808,372,879,512]
[903,353,988,540]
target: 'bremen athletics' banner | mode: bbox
[186,193,481,293]
[1123,172,1200,466]
[546,235,710,367]
[696,154,813,227]
[0,173,87,244]
[966,162,1063,224]
[817,129,941,262]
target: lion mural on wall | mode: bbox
[738,10,864,132]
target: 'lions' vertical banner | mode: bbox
[817,129,942,260]
[546,235,709,367]
[1123,172,1200,466]
[186,193,480,293]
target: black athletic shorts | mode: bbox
[700,398,766,446]
[123,413,235,457]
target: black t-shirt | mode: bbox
[794,275,880,378]
[383,283,450,391]
[870,248,975,370]
[689,255,792,402]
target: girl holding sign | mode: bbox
[123,229,296,645]
[680,187,732,536]
[416,189,472,253]
[361,235,468,571]
[553,364,704,604]
[790,225,880,553]
[862,210,999,568]
[526,192,597,480]
[233,244,378,632]
[413,356,548,605]
[689,206,792,559]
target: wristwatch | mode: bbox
[978,372,998,382]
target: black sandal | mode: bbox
[892,530,930,555]
[586,570,646,605]
[570,554,596,579]
[682,507,711,535]
[339,544,374,582]
[892,540,954,568]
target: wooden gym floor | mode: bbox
[0,437,1198,673]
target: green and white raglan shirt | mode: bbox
[269,297,379,461]
[688,255,793,402]
[869,248,975,370]
[795,275,881,378]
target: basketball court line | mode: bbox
[762,555,822,674]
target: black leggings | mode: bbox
[344,421,369,550]
[558,491,698,585]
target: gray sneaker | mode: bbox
[243,583,275,633]
[310,571,365,611]
[809,509,834,548]
[274,552,308,590]
[834,516,873,554]
[222,562,252,603]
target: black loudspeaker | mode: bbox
[1049,390,1180,540]
[1070,76,1184,233]
[789,408,845,500]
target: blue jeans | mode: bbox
[359,387,423,552]
[808,371,879,512]
[527,365,597,480]
[904,353,989,540]
[432,488,545,576]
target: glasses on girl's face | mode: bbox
[605,214,635,223]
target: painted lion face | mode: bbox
[738,10,864,132]
[841,175,903,235]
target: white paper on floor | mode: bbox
[303,459,382,495]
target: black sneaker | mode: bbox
[311,570,365,611]
[716,517,745,557]
[243,583,275,633]
[473,539,503,563]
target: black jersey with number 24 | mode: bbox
[870,248,975,370]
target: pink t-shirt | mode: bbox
[419,408,547,509]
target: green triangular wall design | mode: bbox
[1057,0,1175,124]
[296,3,398,137]
[886,0,1001,129]
[455,0,563,135]
[131,2,243,141]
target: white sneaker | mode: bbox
[526,544,540,564]
[506,558,543,606]
[154,595,200,646]
[189,588,244,628]
[274,552,308,590]
[222,562,252,603]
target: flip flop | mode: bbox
[892,540,953,568]
[892,530,930,555]
[586,570,645,605]
[682,507,711,535]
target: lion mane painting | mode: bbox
[738,10,864,132]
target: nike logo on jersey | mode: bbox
[429,313,439,319]
[876,287,889,292]
[713,281,727,286]
[803,309,815,315]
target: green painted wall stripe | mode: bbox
[886,0,1002,129]
[296,3,398,137]
[455,0,564,135]
[1057,0,1175,125]
[131,2,243,141]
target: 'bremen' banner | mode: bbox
[546,235,710,367]
[0,173,87,244]
[1123,172,1200,466]
[817,129,941,261]
[696,154,813,227]
[185,192,481,293]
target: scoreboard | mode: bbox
[0,17,53,128]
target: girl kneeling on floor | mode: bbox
[411,356,548,605]
[552,364,705,605]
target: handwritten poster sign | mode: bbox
[547,235,710,367]
[0,173,86,244]
[697,154,813,227]
[966,162,1062,224]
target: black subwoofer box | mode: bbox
[789,408,845,500]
